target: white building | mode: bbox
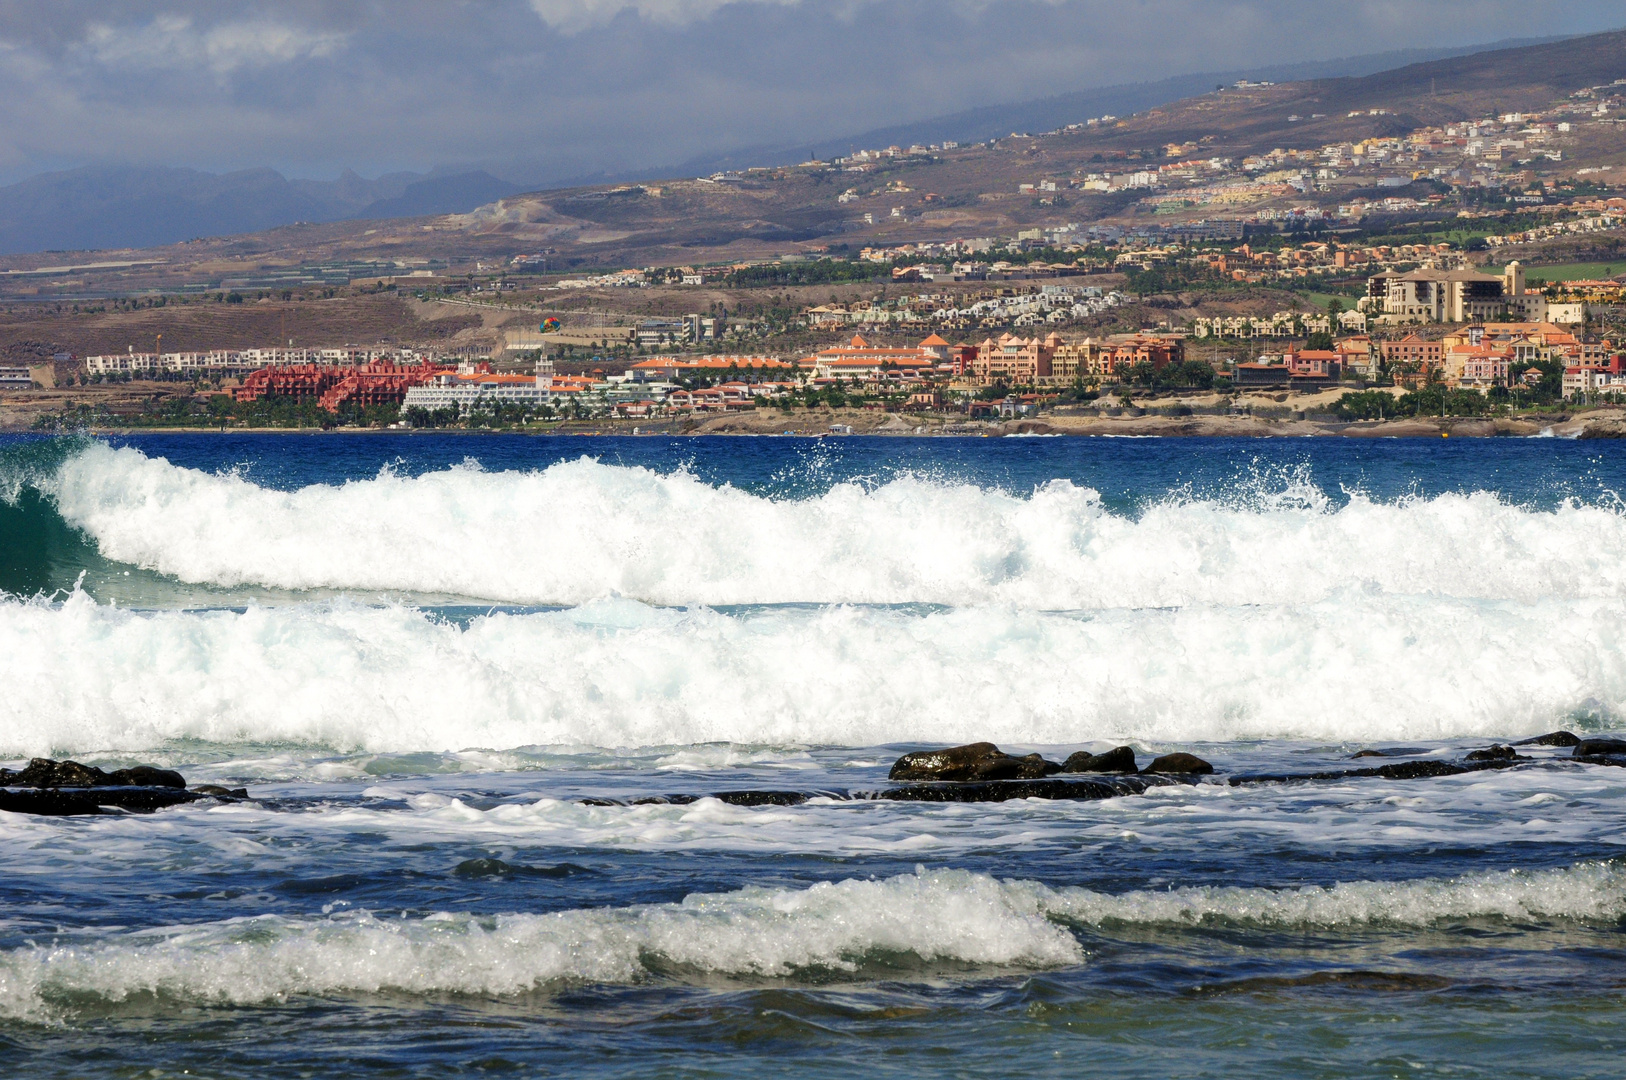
[402,361,556,416]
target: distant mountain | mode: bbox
[823,36,1578,153]
[657,35,1578,176]
[356,172,521,220]
[0,31,1592,256]
[0,166,520,255]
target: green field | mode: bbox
[1488,262,1625,282]
[1298,290,1363,311]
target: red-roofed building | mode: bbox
[972,332,1062,383]
[627,355,795,381]
[807,335,942,379]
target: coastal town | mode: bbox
[12,40,1626,432]
[10,243,1619,434]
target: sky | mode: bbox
[1,0,1623,186]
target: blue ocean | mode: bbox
[4,432,1626,1078]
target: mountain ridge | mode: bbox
[0,32,1587,256]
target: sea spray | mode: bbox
[25,441,1626,607]
[2,591,1624,755]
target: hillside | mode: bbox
[3,29,1625,299]
[0,167,521,254]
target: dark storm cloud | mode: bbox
[0,1,1620,183]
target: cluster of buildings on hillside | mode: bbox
[1192,308,1365,340]
[806,285,1128,331]
[1221,321,1621,400]
[83,345,432,377]
[176,330,1193,422]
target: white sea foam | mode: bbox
[1044,861,1626,928]
[4,589,1625,755]
[0,870,1082,1020]
[3,864,1620,1020]
[33,442,1626,607]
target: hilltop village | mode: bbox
[15,59,1626,433]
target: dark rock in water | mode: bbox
[0,786,204,815]
[1142,752,1213,775]
[0,757,204,815]
[1574,738,1626,757]
[1061,746,1137,774]
[1465,745,1519,762]
[455,858,591,879]
[112,765,187,789]
[577,774,1190,809]
[1370,760,1469,779]
[1350,750,1385,759]
[5,758,106,787]
[580,790,833,808]
[1230,755,1531,786]
[873,774,1181,803]
[1349,748,1430,759]
[455,857,513,877]
[0,757,187,790]
[191,785,249,799]
[712,790,810,807]
[1514,731,1581,747]
[888,742,1061,782]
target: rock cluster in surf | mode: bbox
[887,741,1214,781]
[0,758,246,815]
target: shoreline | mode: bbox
[43,410,1621,439]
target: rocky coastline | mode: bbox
[5,735,1623,816]
[0,758,246,815]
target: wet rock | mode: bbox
[5,758,105,787]
[1514,731,1581,747]
[1349,748,1430,759]
[1060,746,1138,774]
[1574,738,1626,758]
[0,787,203,815]
[112,765,188,789]
[711,790,811,807]
[888,743,1061,782]
[1465,745,1518,762]
[1229,756,1529,786]
[577,774,1192,809]
[0,758,186,790]
[191,785,249,799]
[1371,760,1469,779]
[1350,750,1386,759]
[0,757,202,815]
[1142,752,1213,775]
[454,858,590,879]
[874,774,1181,803]
[581,790,832,807]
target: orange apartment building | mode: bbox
[1381,334,1443,368]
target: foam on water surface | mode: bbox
[21,441,1626,607]
[4,863,1623,1022]
[2,590,1623,756]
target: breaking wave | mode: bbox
[10,440,1626,607]
[3,590,1625,755]
[5,864,1621,1020]
[0,870,1083,1021]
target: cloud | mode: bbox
[0,0,1621,185]
[77,14,348,74]
[526,0,806,32]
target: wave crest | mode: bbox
[5,863,1620,1020]
[20,442,1626,607]
[2,590,1623,754]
